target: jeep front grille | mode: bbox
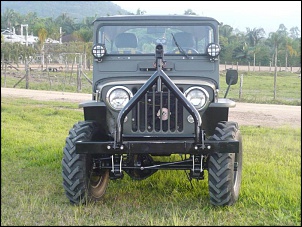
[131,86,184,133]
[115,70,201,144]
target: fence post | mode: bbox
[25,58,29,89]
[236,62,238,71]
[248,62,250,72]
[269,61,271,72]
[77,64,81,92]
[239,74,243,99]
[69,56,76,83]
[1,53,4,70]
[259,62,261,71]
[4,61,7,87]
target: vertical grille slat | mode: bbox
[160,91,163,132]
[152,86,155,131]
[144,93,148,132]
[168,90,170,132]
[131,85,184,134]
[137,98,140,131]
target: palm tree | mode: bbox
[267,31,286,99]
[2,9,16,30]
[184,9,197,15]
[55,13,75,35]
[246,27,265,71]
[219,24,234,38]
[38,28,47,70]
[289,26,300,39]
[219,24,236,63]
[284,37,298,71]
[136,8,146,15]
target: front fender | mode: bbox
[80,101,107,125]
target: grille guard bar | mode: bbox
[115,46,202,147]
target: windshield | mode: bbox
[97,25,214,55]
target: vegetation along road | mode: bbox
[1,87,301,128]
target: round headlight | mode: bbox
[206,43,220,57]
[184,87,209,110]
[92,44,106,59]
[106,86,133,110]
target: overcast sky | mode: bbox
[112,1,301,37]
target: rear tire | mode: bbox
[62,121,109,205]
[208,121,242,206]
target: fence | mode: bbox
[1,56,92,93]
[221,62,300,73]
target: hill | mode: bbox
[0,1,130,20]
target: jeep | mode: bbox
[62,15,242,206]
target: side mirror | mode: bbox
[226,69,238,85]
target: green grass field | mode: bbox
[1,97,301,226]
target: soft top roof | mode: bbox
[93,15,219,24]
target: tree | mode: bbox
[219,24,233,38]
[232,42,252,62]
[21,12,38,35]
[245,27,265,71]
[73,28,92,42]
[283,36,298,70]
[38,28,47,70]
[267,30,286,99]
[289,26,300,39]
[2,9,16,30]
[136,8,146,15]
[55,13,75,35]
[184,9,197,15]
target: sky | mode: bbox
[112,1,301,37]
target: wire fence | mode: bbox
[221,62,300,73]
[1,59,301,105]
[1,58,92,93]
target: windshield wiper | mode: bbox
[171,33,189,59]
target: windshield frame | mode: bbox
[96,23,216,56]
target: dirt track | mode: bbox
[1,87,301,128]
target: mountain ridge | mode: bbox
[0,1,130,20]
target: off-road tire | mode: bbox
[62,121,109,205]
[208,121,242,206]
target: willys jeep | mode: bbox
[62,15,242,206]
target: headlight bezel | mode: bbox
[105,86,133,111]
[184,86,210,111]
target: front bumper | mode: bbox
[75,139,239,155]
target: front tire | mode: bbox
[208,121,243,206]
[62,121,109,205]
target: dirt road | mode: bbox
[1,87,301,128]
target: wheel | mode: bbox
[62,121,109,205]
[208,121,243,206]
[172,47,199,54]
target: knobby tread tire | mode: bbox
[208,121,242,206]
[62,121,101,205]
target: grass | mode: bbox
[1,97,301,226]
[1,69,301,105]
[219,71,301,105]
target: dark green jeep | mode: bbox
[62,15,242,206]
